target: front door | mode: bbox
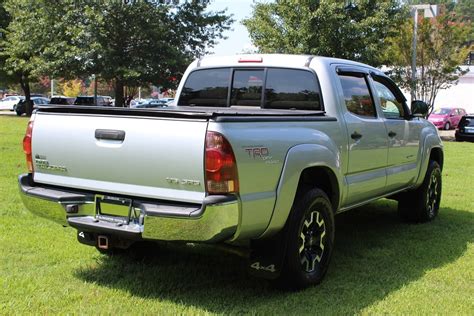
[371,76,422,191]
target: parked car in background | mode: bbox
[0,96,24,111]
[160,97,174,103]
[455,115,474,142]
[102,96,113,106]
[14,97,49,116]
[74,96,110,106]
[50,96,75,105]
[134,99,168,108]
[428,107,466,130]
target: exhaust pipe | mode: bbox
[97,235,109,250]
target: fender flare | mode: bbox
[258,143,343,239]
[415,130,444,187]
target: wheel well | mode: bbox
[429,147,444,170]
[294,167,340,212]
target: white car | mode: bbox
[0,96,24,111]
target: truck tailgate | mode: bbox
[31,112,207,203]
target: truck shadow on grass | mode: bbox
[75,200,473,314]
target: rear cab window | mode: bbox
[338,75,376,118]
[178,67,323,111]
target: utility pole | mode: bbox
[93,74,97,105]
[410,4,439,101]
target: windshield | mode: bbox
[460,116,474,127]
[432,108,451,115]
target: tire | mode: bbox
[15,110,22,116]
[444,122,451,130]
[398,160,442,223]
[279,188,335,289]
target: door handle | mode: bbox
[351,131,362,140]
[388,131,397,138]
[95,129,126,141]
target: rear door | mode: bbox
[32,113,208,203]
[336,68,388,206]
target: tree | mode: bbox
[0,0,13,91]
[40,0,232,107]
[384,14,472,112]
[1,0,232,113]
[243,0,406,67]
[404,0,474,41]
[0,0,46,115]
[60,79,82,97]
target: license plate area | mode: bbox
[95,195,132,224]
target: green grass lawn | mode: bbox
[0,115,473,314]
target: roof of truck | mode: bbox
[195,54,379,71]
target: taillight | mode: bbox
[205,131,239,194]
[23,119,34,173]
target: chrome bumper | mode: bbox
[18,174,240,243]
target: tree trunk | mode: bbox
[115,79,124,107]
[19,74,32,116]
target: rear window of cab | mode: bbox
[178,67,322,111]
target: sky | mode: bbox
[207,0,257,56]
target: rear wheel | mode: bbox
[278,188,334,289]
[398,160,442,222]
[444,122,451,130]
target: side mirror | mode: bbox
[411,100,429,117]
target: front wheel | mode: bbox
[398,160,442,222]
[444,122,451,130]
[279,189,334,289]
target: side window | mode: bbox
[339,75,376,117]
[372,80,405,119]
[230,69,264,106]
[264,69,321,110]
[179,68,230,107]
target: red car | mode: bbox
[428,107,467,130]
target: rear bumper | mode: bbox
[18,174,239,243]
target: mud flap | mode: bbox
[248,228,289,280]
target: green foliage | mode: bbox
[0,0,232,108]
[243,0,406,67]
[0,0,14,89]
[404,0,474,41]
[38,0,232,106]
[60,79,82,97]
[384,14,472,110]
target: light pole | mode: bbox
[92,74,97,105]
[410,4,438,101]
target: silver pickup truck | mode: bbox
[19,54,443,288]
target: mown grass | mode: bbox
[0,115,473,314]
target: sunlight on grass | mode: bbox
[0,116,473,314]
